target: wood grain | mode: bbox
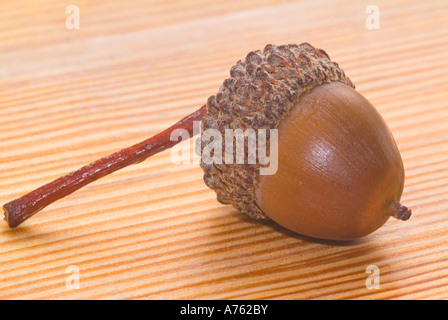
[1,0,447,300]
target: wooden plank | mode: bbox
[0,0,447,299]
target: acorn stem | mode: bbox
[3,105,207,228]
[390,200,412,221]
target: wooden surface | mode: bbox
[0,0,447,300]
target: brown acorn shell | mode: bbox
[199,43,355,220]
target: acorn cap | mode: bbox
[200,43,354,220]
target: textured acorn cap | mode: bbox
[200,43,354,220]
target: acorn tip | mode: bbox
[390,201,412,221]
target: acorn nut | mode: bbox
[201,43,411,240]
[3,43,411,241]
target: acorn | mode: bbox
[3,43,410,241]
[200,43,411,240]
